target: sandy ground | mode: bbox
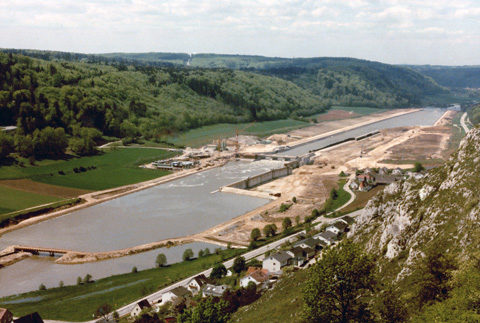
[0,109,455,266]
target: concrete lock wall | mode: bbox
[226,167,291,190]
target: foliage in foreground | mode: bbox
[302,240,376,323]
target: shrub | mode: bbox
[73,167,80,173]
[58,170,65,175]
[79,166,87,172]
[39,283,46,291]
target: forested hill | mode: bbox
[0,51,329,159]
[408,65,480,89]
[1,49,447,109]
[99,53,448,108]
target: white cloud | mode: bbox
[0,0,479,64]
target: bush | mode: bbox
[279,203,292,212]
[73,167,80,173]
[58,170,65,175]
[79,166,87,172]
[39,283,46,291]
[132,266,138,273]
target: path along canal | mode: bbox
[0,108,445,297]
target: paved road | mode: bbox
[461,112,470,134]
[77,208,362,322]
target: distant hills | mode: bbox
[0,48,477,160]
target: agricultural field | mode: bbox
[0,148,177,191]
[164,119,310,148]
[0,186,63,216]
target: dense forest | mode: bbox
[0,51,327,160]
[408,65,480,89]
[0,49,450,161]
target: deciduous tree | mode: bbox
[156,253,167,267]
[302,240,376,323]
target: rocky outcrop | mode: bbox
[349,125,480,283]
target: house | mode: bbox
[378,167,389,175]
[162,286,191,304]
[13,313,43,323]
[131,299,151,317]
[262,251,292,273]
[392,167,403,176]
[294,237,318,250]
[287,247,309,266]
[186,274,210,295]
[375,174,399,185]
[338,215,355,226]
[326,222,348,235]
[0,308,13,323]
[349,181,359,190]
[202,284,229,298]
[314,231,337,245]
[240,268,270,288]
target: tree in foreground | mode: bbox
[156,253,167,267]
[232,256,246,274]
[250,228,261,241]
[95,303,113,321]
[282,217,292,232]
[183,249,194,261]
[302,240,376,323]
[210,263,228,279]
[177,297,230,323]
[263,224,273,237]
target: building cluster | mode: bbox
[349,167,424,191]
[152,157,198,170]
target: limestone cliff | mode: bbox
[349,125,480,285]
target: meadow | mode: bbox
[0,148,176,191]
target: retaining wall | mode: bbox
[225,167,292,190]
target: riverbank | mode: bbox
[0,108,449,268]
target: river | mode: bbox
[280,108,444,156]
[0,108,445,297]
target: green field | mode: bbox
[165,119,310,147]
[0,249,243,321]
[0,148,176,191]
[0,186,63,216]
[332,106,389,115]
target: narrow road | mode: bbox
[461,112,470,133]
[82,209,362,322]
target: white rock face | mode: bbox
[351,125,480,282]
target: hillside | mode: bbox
[1,49,448,110]
[408,65,480,89]
[231,126,480,322]
[0,51,328,160]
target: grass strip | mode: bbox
[0,248,243,321]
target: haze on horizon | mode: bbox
[1,0,480,66]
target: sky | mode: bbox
[1,0,480,66]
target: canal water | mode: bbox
[0,160,283,296]
[281,108,445,156]
[0,108,445,297]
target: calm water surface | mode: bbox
[0,108,447,297]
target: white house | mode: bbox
[161,286,191,304]
[202,284,229,298]
[314,231,337,245]
[186,274,209,295]
[262,251,292,273]
[326,222,348,235]
[294,237,318,250]
[131,300,151,317]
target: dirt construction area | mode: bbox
[198,110,457,247]
[1,109,458,265]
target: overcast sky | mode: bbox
[1,0,479,65]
